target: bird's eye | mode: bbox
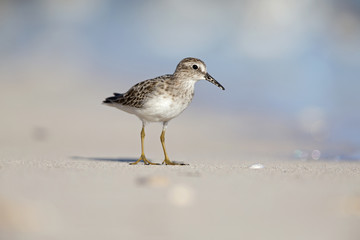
[192,65,198,70]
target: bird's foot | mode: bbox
[130,155,159,165]
[162,158,188,166]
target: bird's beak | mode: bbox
[205,73,225,90]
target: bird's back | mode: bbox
[102,74,172,108]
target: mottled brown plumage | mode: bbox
[106,75,171,108]
[103,57,224,165]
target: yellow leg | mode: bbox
[160,129,187,165]
[130,125,158,165]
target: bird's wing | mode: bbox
[103,74,172,108]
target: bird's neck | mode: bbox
[174,77,196,90]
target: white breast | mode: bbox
[134,94,188,122]
[134,80,196,122]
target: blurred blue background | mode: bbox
[1,0,360,160]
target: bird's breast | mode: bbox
[136,81,195,122]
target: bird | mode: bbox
[103,57,225,165]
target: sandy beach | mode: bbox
[1,90,360,240]
[1,151,360,240]
[2,1,360,239]
[0,79,359,240]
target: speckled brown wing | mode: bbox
[103,74,171,108]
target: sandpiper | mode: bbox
[103,57,225,165]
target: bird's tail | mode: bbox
[102,93,123,104]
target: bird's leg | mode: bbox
[160,129,172,165]
[130,125,158,165]
[160,124,187,165]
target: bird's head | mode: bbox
[174,57,225,90]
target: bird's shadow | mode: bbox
[71,156,138,163]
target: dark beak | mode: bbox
[205,73,225,90]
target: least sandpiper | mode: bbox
[103,57,225,165]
